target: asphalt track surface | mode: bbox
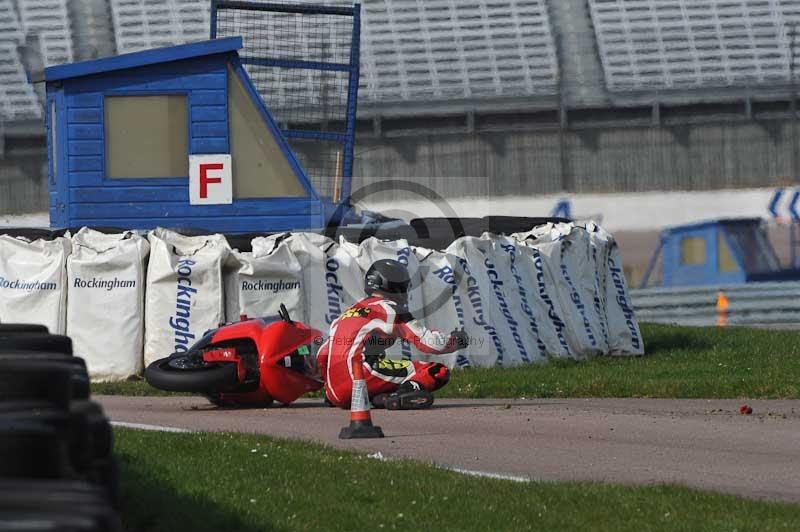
[99,396,800,504]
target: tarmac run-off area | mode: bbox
[99,396,800,503]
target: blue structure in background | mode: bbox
[550,199,572,219]
[212,1,361,218]
[640,218,800,288]
[44,37,327,233]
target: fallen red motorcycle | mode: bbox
[145,305,324,407]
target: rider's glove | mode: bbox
[449,328,469,350]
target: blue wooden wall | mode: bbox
[48,50,323,233]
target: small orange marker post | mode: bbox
[339,355,384,439]
[716,291,730,327]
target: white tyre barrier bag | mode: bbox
[283,233,333,333]
[295,232,335,249]
[144,228,231,366]
[67,228,149,381]
[356,237,425,361]
[512,241,573,360]
[512,223,559,244]
[586,223,644,356]
[225,240,304,322]
[0,234,70,334]
[415,248,469,368]
[526,224,606,359]
[560,224,610,355]
[445,238,507,367]
[318,238,366,336]
[250,233,287,257]
[223,255,242,323]
[223,234,269,322]
[583,224,611,352]
[452,236,534,366]
[488,235,554,363]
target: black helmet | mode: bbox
[364,259,411,305]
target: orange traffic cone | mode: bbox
[339,356,384,439]
[716,291,729,327]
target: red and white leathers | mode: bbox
[317,295,461,408]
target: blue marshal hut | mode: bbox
[44,37,325,233]
[640,218,800,287]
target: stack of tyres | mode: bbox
[0,323,121,532]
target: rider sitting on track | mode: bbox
[317,259,469,410]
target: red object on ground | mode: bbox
[209,317,324,405]
[739,405,753,415]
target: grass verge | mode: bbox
[116,428,799,532]
[95,324,800,399]
[448,323,800,399]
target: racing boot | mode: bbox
[376,381,434,410]
[370,393,389,409]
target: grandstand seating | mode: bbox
[112,0,559,104]
[68,0,116,62]
[0,0,42,121]
[10,0,800,123]
[0,0,22,45]
[6,0,561,122]
[173,0,210,45]
[109,0,208,54]
[109,0,181,54]
[778,0,800,75]
[589,0,789,91]
[17,0,73,67]
[359,0,559,102]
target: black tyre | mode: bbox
[408,217,483,249]
[0,360,73,410]
[0,488,120,531]
[0,512,102,532]
[145,355,238,393]
[0,421,71,478]
[0,333,73,355]
[484,216,571,235]
[0,351,80,365]
[0,481,118,528]
[0,479,104,495]
[409,217,484,239]
[0,353,89,401]
[0,407,92,475]
[70,401,112,461]
[86,457,120,508]
[0,324,49,335]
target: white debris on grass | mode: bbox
[364,450,533,484]
[444,466,532,483]
[110,421,192,433]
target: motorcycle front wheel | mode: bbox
[145,355,238,393]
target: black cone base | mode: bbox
[339,420,384,439]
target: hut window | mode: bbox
[105,95,188,179]
[717,231,739,273]
[680,236,706,266]
[228,66,306,198]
